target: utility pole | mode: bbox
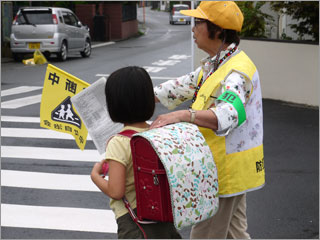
[191,0,194,71]
[143,0,145,26]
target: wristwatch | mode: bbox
[188,109,196,123]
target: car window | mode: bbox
[173,6,189,11]
[17,10,53,24]
[62,12,70,25]
[69,13,79,26]
[62,12,78,27]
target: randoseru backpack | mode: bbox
[119,129,174,222]
[103,123,219,238]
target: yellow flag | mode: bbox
[40,64,90,150]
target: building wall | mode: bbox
[75,4,95,39]
[1,2,13,57]
[122,20,138,40]
[76,3,138,41]
[101,3,122,40]
[194,40,319,106]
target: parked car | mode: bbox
[10,7,91,61]
[169,4,191,25]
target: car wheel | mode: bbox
[57,41,67,61]
[80,39,91,58]
[12,53,23,62]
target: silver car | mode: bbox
[10,7,91,61]
[169,4,191,25]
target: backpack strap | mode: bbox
[102,130,137,177]
[118,129,138,138]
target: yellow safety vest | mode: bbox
[192,51,265,197]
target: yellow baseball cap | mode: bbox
[180,1,244,32]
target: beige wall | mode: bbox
[194,40,319,106]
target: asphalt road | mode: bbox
[1,6,319,239]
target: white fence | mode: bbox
[194,39,319,106]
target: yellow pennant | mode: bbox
[40,64,90,150]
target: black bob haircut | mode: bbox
[206,20,240,45]
[105,66,155,124]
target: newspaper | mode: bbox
[71,77,123,155]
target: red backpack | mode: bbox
[121,130,173,222]
[103,130,173,238]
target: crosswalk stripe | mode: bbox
[143,66,166,73]
[1,86,42,97]
[1,94,42,109]
[1,127,92,141]
[1,204,117,233]
[1,170,102,191]
[1,146,102,162]
[1,115,40,123]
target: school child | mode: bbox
[91,66,181,239]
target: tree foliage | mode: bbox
[270,1,319,42]
[236,2,274,38]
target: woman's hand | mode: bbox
[150,109,219,130]
[150,110,189,129]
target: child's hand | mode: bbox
[91,161,109,178]
[91,162,103,177]
[91,159,126,199]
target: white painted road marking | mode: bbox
[1,115,40,123]
[1,170,102,191]
[1,94,42,109]
[1,204,117,233]
[1,86,42,97]
[1,127,92,141]
[143,66,166,73]
[95,74,110,77]
[152,59,181,66]
[168,54,191,60]
[1,146,102,162]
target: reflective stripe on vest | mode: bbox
[192,51,265,197]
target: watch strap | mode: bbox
[188,109,196,123]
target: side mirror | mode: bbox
[84,25,90,32]
[77,21,82,27]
